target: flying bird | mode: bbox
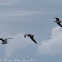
[54,17,62,27]
[24,34,37,44]
[0,38,13,44]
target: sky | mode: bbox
[0,0,62,62]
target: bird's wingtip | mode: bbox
[35,42,38,44]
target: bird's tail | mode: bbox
[59,24,62,27]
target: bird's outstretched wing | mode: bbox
[30,37,37,44]
[57,23,62,27]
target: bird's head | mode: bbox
[54,17,59,20]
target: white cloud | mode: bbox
[38,26,62,55]
[0,32,32,57]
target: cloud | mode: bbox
[38,26,62,55]
[0,32,32,57]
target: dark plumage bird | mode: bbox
[24,34,37,44]
[0,38,13,44]
[54,17,62,27]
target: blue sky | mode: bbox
[0,0,62,62]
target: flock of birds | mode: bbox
[0,17,62,45]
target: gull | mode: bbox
[0,38,13,44]
[54,17,62,27]
[24,34,37,44]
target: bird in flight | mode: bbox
[54,17,62,27]
[24,34,37,44]
[0,38,13,44]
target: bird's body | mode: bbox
[24,34,37,44]
[54,17,62,27]
[0,38,13,44]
